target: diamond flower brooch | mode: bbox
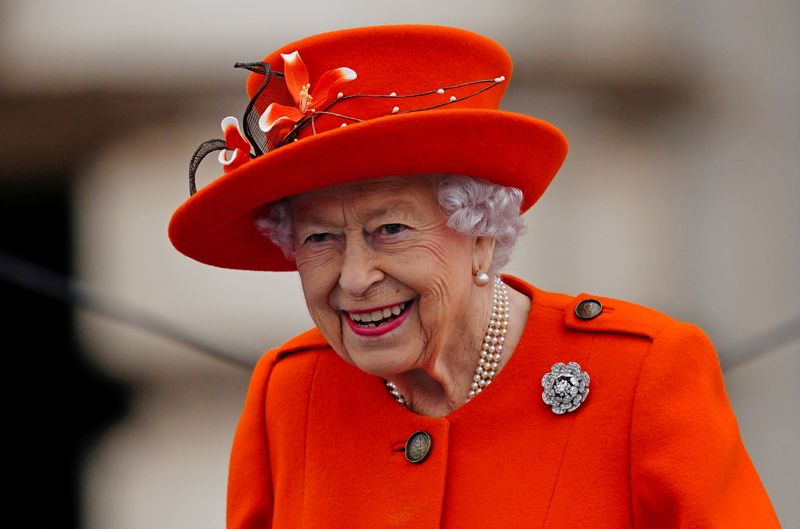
[541,362,590,414]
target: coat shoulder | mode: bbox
[275,326,330,356]
[532,285,677,341]
[256,327,333,407]
[566,293,675,340]
[258,326,331,371]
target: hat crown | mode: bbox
[248,25,513,143]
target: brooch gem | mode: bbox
[541,361,590,414]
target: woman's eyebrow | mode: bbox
[295,217,339,229]
[294,200,420,227]
[359,201,418,220]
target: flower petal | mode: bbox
[310,67,357,108]
[280,51,310,108]
[218,148,238,166]
[221,116,251,152]
[218,147,249,172]
[259,102,304,132]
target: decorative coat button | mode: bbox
[405,431,433,464]
[541,362,590,414]
[575,299,603,320]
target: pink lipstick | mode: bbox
[343,300,414,337]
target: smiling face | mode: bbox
[291,176,492,378]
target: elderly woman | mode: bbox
[169,25,780,528]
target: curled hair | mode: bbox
[435,175,524,271]
[255,175,525,272]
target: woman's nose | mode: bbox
[338,238,384,297]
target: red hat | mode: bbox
[168,24,568,271]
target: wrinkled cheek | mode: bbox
[296,257,340,332]
[308,303,345,350]
[295,247,341,270]
[419,282,454,325]
[306,303,337,333]
[416,294,449,356]
[419,276,471,348]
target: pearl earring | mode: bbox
[474,271,490,287]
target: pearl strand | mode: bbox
[468,276,509,400]
[385,276,510,407]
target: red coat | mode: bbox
[227,276,780,528]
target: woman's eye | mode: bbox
[304,232,333,244]
[378,223,407,235]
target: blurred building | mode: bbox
[0,1,797,527]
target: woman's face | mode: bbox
[291,176,487,377]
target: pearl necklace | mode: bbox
[385,276,510,407]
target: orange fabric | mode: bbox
[227,277,780,528]
[168,26,568,271]
[250,26,512,139]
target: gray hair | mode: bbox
[254,175,525,273]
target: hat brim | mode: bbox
[168,108,567,271]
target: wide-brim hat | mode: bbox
[168,25,568,271]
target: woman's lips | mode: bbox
[343,300,414,337]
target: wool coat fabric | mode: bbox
[227,276,780,528]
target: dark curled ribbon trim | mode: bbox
[234,61,285,157]
[187,63,285,197]
[189,139,226,196]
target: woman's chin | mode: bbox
[330,297,423,376]
[343,346,417,378]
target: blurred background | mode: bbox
[0,0,797,527]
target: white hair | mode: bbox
[254,174,525,273]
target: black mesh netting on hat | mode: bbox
[234,61,294,155]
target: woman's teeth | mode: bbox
[348,302,407,326]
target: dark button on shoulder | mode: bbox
[575,299,603,320]
[405,431,433,464]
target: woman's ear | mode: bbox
[472,235,496,275]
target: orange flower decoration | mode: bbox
[218,116,253,173]
[258,51,357,139]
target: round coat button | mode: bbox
[405,431,432,464]
[575,299,603,320]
